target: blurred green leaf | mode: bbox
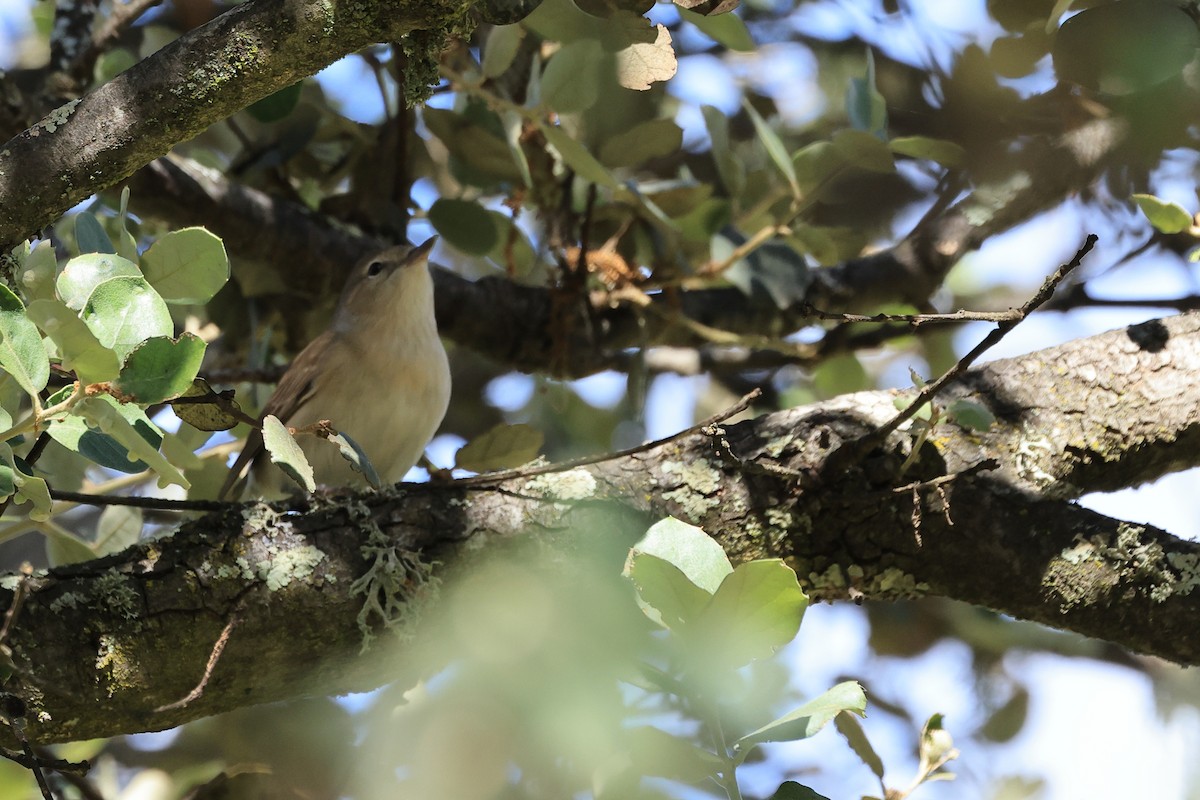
[429,199,501,256]
[678,7,754,51]
[56,253,142,310]
[482,24,524,78]
[0,444,15,499]
[45,527,97,567]
[247,81,303,123]
[627,726,724,783]
[947,398,995,431]
[0,284,50,397]
[702,104,745,196]
[770,782,832,800]
[112,186,140,263]
[263,414,315,493]
[599,119,683,168]
[81,276,173,360]
[724,239,811,309]
[540,123,620,188]
[114,333,207,404]
[888,135,966,168]
[541,40,603,113]
[835,712,884,779]
[846,51,887,136]
[736,681,867,752]
[455,422,543,472]
[140,227,231,304]
[26,299,121,384]
[832,129,895,173]
[13,240,58,302]
[743,99,799,197]
[95,505,143,556]
[1132,193,1193,235]
[74,213,115,255]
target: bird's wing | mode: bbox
[217,333,329,500]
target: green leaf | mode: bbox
[428,199,501,256]
[770,782,832,800]
[629,517,732,593]
[724,239,811,309]
[113,333,206,404]
[26,299,121,384]
[112,186,140,263]
[13,240,58,302]
[689,559,808,670]
[541,40,603,113]
[947,398,995,431]
[482,24,524,78]
[888,136,965,168]
[455,422,543,472]
[743,99,799,197]
[74,213,115,255]
[678,7,754,51]
[330,431,382,489]
[247,81,303,123]
[835,712,885,779]
[540,123,619,188]
[81,276,173,360]
[791,141,847,198]
[46,390,160,473]
[14,469,51,522]
[170,378,241,432]
[627,726,724,783]
[94,505,143,556]
[45,528,97,567]
[736,681,867,752]
[0,284,50,397]
[846,51,887,136]
[0,444,16,499]
[262,414,315,493]
[140,227,231,304]
[624,552,712,629]
[56,253,142,310]
[702,105,745,196]
[1132,193,1193,235]
[831,129,895,173]
[599,119,684,168]
[74,395,186,488]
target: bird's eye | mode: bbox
[366,261,385,277]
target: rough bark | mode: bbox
[5,311,1200,743]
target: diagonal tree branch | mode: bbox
[3,311,1200,744]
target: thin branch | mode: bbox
[155,609,241,713]
[829,234,1098,473]
[47,490,225,512]
[453,389,762,488]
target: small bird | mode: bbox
[220,238,451,499]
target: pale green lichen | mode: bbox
[523,469,597,501]
[48,592,83,613]
[32,99,80,135]
[259,545,327,591]
[346,499,438,652]
[764,433,794,458]
[95,569,140,620]
[661,459,722,516]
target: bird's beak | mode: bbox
[407,236,438,264]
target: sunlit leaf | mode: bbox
[541,39,603,112]
[262,414,315,493]
[616,24,677,91]
[0,284,50,397]
[26,299,121,384]
[114,333,207,404]
[81,276,173,360]
[743,99,799,197]
[1132,193,1193,235]
[688,559,807,670]
[482,24,524,78]
[628,516,731,593]
[736,681,867,752]
[140,227,231,304]
[56,253,142,310]
[624,552,712,629]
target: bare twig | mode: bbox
[453,389,762,488]
[155,609,241,713]
[828,235,1098,473]
[47,490,225,512]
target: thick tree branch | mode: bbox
[0,0,460,247]
[3,312,1200,744]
